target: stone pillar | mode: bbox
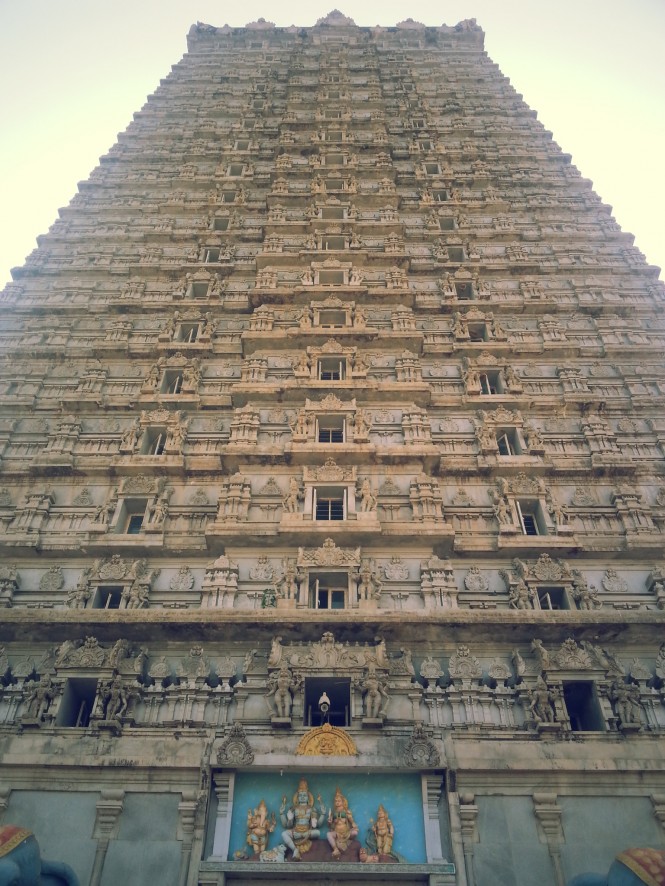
[458,792,478,886]
[178,790,199,886]
[90,789,125,886]
[210,773,234,860]
[422,774,446,861]
[532,792,565,886]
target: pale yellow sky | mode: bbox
[1,0,663,284]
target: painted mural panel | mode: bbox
[229,772,426,863]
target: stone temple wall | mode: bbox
[0,11,664,886]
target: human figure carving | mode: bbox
[266,667,296,719]
[372,805,395,856]
[280,780,326,860]
[327,788,358,857]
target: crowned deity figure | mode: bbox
[246,800,276,856]
[327,788,358,857]
[372,805,395,856]
[280,779,326,859]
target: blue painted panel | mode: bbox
[229,771,426,862]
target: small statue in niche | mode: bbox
[327,788,359,857]
[280,779,326,860]
[371,805,395,857]
[610,681,642,727]
[22,674,55,721]
[283,477,303,513]
[246,800,277,857]
[508,579,532,610]
[100,674,129,721]
[360,666,389,720]
[527,675,556,723]
[266,667,297,719]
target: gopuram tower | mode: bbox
[1,12,664,886]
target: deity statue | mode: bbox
[360,666,389,719]
[327,788,358,857]
[280,779,326,859]
[372,805,395,856]
[246,800,276,856]
[266,667,296,719]
[528,675,556,724]
[22,674,55,720]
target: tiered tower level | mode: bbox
[1,12,664,886]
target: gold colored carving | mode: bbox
[296,723,357,756]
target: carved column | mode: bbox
[178,790,199,886]
[90,789,125,886]
[422,774,446,862]
[532,792,565,886]
[458,792,478,886]
[210,773,234,860]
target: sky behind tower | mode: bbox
[1,0,663,285]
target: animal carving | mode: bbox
[259,843,287,863]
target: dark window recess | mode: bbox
[213,217,229,231]
[228,164,244,176]
[144,430,166,456]
[439,218,455,231]
[92,586,123,609]
[497,429,520,457]
[326,153,344,165]
[455,282,473,299]
[304,677,351,727]
[308,574,346,610]
[319,270,344,285]
[56,678,98,728]
[191,282,209,298]
[479,372,499,395]
[220,191,236,203]
[204,247,220,263]
[537,587,568,610]
[318,417,344,442]
[318,359,345,381]
[318,310,347,327]
[322,236,345,250]
[425,163,440,174]
[315,493,345,520]
[447,246,465,262]
[179,323,200,343]
[327,179,343,190]
[563,682,605,731]
[432,189,447,202]
[126,514,145,535]
[321,206,345,220]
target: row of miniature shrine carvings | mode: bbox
[1,632,665,734]
[1,551,664,613]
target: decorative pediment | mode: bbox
[304,459,355,483]
[297,538,361,568]
[448,645,482,680]
[296,723,357,756]
[216,723,254,765]
[305,394,355,412]
[271,631,389,672]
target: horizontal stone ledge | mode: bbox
[199,861,456,881]
[0,608,663,645]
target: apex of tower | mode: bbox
[316,10,356,26]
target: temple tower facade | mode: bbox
[1,12,664,886]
